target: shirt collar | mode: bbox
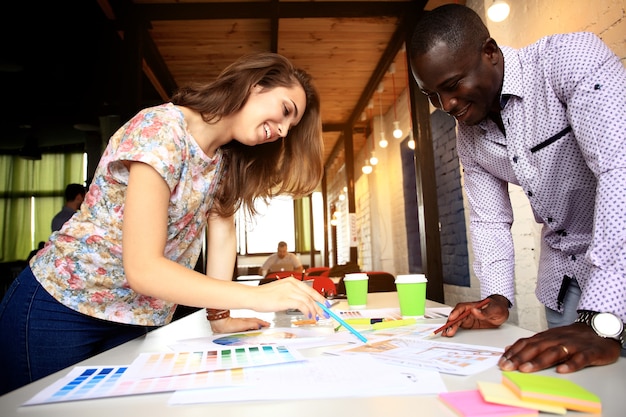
[500,45,524,104]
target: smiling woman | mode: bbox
[0,52,328,396]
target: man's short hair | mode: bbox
[65,183,86,201]
[410,4,489,58]
[277,241,288,249]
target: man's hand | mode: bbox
[439,295,509,337]
[498,322,622,373]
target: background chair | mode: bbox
[265,271,302,280]
[311,276,337,297]
[336,271,396,295]
[365,271,397,293]
[303,266,330,279]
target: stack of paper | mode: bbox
[501,371,601,414]
[438,371,602,416]
[439,389,538,417]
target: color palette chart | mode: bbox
[123,345,303,380]
[23,344,304,406]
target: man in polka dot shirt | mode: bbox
[410,4,625,373]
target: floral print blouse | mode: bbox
[31,103,225,326]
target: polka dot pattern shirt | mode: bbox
[457,32,626,320]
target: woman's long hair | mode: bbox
[170,52,323,217]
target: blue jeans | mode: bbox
[544,277,581,328]
[0,267,155,395]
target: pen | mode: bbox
[431,298,491,336]
[316,301,368,343]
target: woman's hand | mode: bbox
[254,277,328,320]
[210,316,270,334]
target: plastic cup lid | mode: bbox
[343,273,369,281]
[395,274,427,284]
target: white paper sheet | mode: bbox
[168,355,447,405]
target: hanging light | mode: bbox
[403,44,415,151]
[392,121,403,139]
[407,130,415,150]
[377,83,388,148]
[361,159,373,175]
[487,0,510,22]
[378,131,388,148]
[389,63,403,139]
[365,100,378,166]
[369,151,378,166]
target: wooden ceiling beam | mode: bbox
[324,0,427,170]
[138,1,412,20]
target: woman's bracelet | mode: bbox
[206,308,230,321]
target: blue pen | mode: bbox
[316,301,368,343]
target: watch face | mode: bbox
[592,313,624,338]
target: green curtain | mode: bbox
[0,153,85,262]
[294,196,311,253]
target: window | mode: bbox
[0,153,86,261]
[236,192,324,255]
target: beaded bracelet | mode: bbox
[206,308,230,321]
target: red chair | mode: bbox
[265,271,302,280]
[303,266,330,280]
[312,276,337,297]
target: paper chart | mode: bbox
[24,364,255,405]
[123,345,303,380]
[213,330,299,346]
[337,307,452,320]
[331,338,503,376]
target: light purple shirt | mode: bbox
[456,32,626,320]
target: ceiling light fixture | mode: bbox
[369,151,378,166]
[377,82,388,149]
[487,0,510,22]
[389,63,403,139]
[402,43,416,151]
[366,101,378,166]
[361,159,373,175]
[407,130,415,150]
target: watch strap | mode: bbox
[576,310,625,348]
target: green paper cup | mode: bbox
[395,274,427,318]
[343,273,369,309]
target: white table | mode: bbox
[1,293,624,417]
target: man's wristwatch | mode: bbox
[575,310,626,348]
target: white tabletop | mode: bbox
[1,292,624,417]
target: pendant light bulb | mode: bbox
[392,121,403,139]
[408,131,415,150]
[487,0,510,22]
[378,131,388,148]
[369,151,378,166]
[362,160,373,175]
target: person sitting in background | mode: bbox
[51,183,86,231]
[259,241,303,277]
[26,241,45,263]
